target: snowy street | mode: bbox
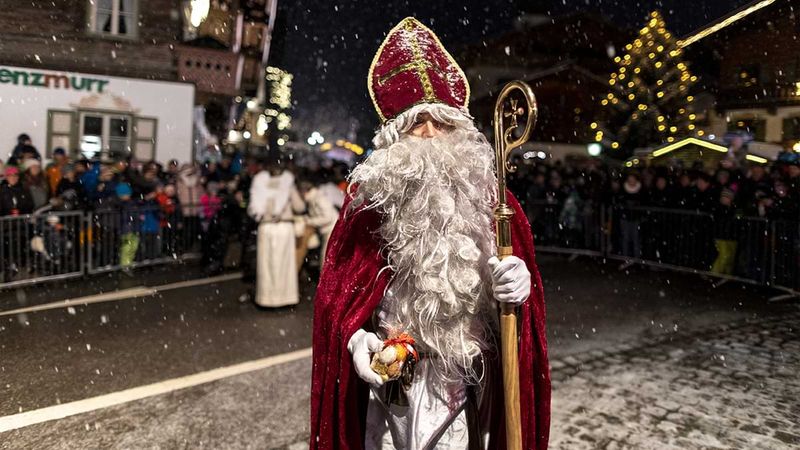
[2,0,799,448]
[550,310,800,449]
[1,255,797,449]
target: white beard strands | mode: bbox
[349,106,499,383]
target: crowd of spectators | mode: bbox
[0,133,349,281]
[510,155,800,220]
[3,130,798,285]
[509,153,800,279]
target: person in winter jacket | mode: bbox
[559,189,585,249]
[92,164,118,210]
[617,173,645,258]
[0,165,35,280]
[22,159,50,209]
[54,164,88,211]
[46,147,70,195]
[0,166,35,216]
[711,188,739,275]
[175,163,204,252]
[689,173,717,212]
[115,183,140,268]
[177,163,203,210]
[8,134,40,166]
[139,185,162,261]
[80,161,101,202]
[156,184,182,256]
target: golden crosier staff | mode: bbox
[493,80,537,450]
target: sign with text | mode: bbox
[0,67,109,93]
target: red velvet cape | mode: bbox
[309,191,550,450]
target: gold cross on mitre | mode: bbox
[376,20,445,102]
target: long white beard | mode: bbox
[349,127,498,382]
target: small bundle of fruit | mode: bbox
[370,332,419,383]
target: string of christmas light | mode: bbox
[591,11,703,156]
[265,66,293,131]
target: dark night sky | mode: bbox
[270,0,751,136]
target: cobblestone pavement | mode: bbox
[549,310,800,449]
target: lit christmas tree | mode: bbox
[591,11,703,157]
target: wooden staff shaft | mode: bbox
[501,303,522,450]
[495,210,522,450]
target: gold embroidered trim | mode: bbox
[376,60,446,87]
[404,19,436,102]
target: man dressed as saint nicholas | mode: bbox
[310,17,550,450]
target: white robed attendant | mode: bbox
[248,169,305,307]
[300,184,340,264]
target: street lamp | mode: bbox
[587,143,603,157]
[308,131,324,146]
[227,130,241,143]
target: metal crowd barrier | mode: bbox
[771,220,800,291]
[1,200,797,296]
[526,200,799,297]
[0,210,85,288]
[87,205,204,274]
[527,199,606,255]
[0,205,206,289]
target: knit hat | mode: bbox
[4,166,19,176]
[115,182,133,197]
[721,188,735,200]
[22,159,41,171]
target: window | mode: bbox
[47,110,77,158]
[728,117,766,141]
[783,116,800,141]
[88,0,138,38]
[735,64,761,87]
[79,112,132,159]
[133,117,158,161]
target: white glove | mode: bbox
[347,329,385,386]
[488,255,531,306]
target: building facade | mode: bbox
[458,12,631,160]
[682,0,800,153]
[0,0,277,163]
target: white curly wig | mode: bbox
[348,102,499,383]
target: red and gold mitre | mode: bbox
[368,17,470,123]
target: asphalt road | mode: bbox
[0,254,795,449]
[0,269,316,417]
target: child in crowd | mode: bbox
[711,188,738,275]
[116,183,139,269]
[156,184,182,257]
[200,181,222,231]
